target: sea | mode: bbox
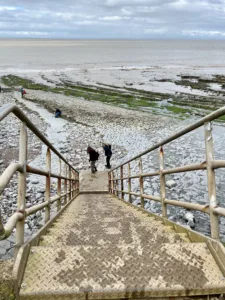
[0,39,225,76]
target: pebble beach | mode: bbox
[1,39,225,259]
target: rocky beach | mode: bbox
[1,39,225,260]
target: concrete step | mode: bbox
[20,244,225,299]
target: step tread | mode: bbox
[20,244,225,299]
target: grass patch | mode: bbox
[168,100,219,111]
[165,105,192,115]
[1,75,50,91]
[2,74,225,122]
[1,74,163,111]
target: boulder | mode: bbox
[184,212,194,222]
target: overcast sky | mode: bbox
[0,0,225,39]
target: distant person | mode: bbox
[87,146,99,173]
[20,87,24,97]
[22,89,27,98]
[20,87,26,98]
[103,143,112,169]
[55,108,62,118]
[0,85,2,93]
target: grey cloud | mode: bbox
[0,0,224,38]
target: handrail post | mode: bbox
[159,146,167,217]
[128,163,132,203]
[69,167,72,201]
[110,171,114,195]
[45,148,51,223]
[77,172,79,194]
[120,165,124,199]
[204,121,219,239]
[64,165,68,204]
[108,172,111,193]
[139,158,144,208]
[116,170,119,197]
[75,172,78,195]
[15,122,27,257]
[73,171,75,198]
[57,159,61,212]
[72,171,74,198]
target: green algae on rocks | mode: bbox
[1,74,225,122]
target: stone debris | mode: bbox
[166,180,177,188]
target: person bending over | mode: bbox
[55,108,62,118]
[87,146,99,173]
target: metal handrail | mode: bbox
[0,104,79,256]
[111,106,225,170]
[0,103,77,171]
[109,106,225,241]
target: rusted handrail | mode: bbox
[109,107,225,241]
[0,104,79,256]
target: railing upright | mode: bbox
[128,163,132,203]
[73,171,76,197]
[111,170,114,195]
[108,172,111,193]
[204,121,219,239]
[159,146,167,217]
[16,122,27,256]
[139,158,144,208]
[69,167,72,201]
[116,170,119,198]
[57,159,62,212]
[45,148,51,223]
[121,165,124,200]
[64,165,68,204]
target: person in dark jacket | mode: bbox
[103,144,112,169]
[55,108,62,118]
[87,146,99,173]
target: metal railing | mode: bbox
[109,106,225,240]
[0,103,79,254]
